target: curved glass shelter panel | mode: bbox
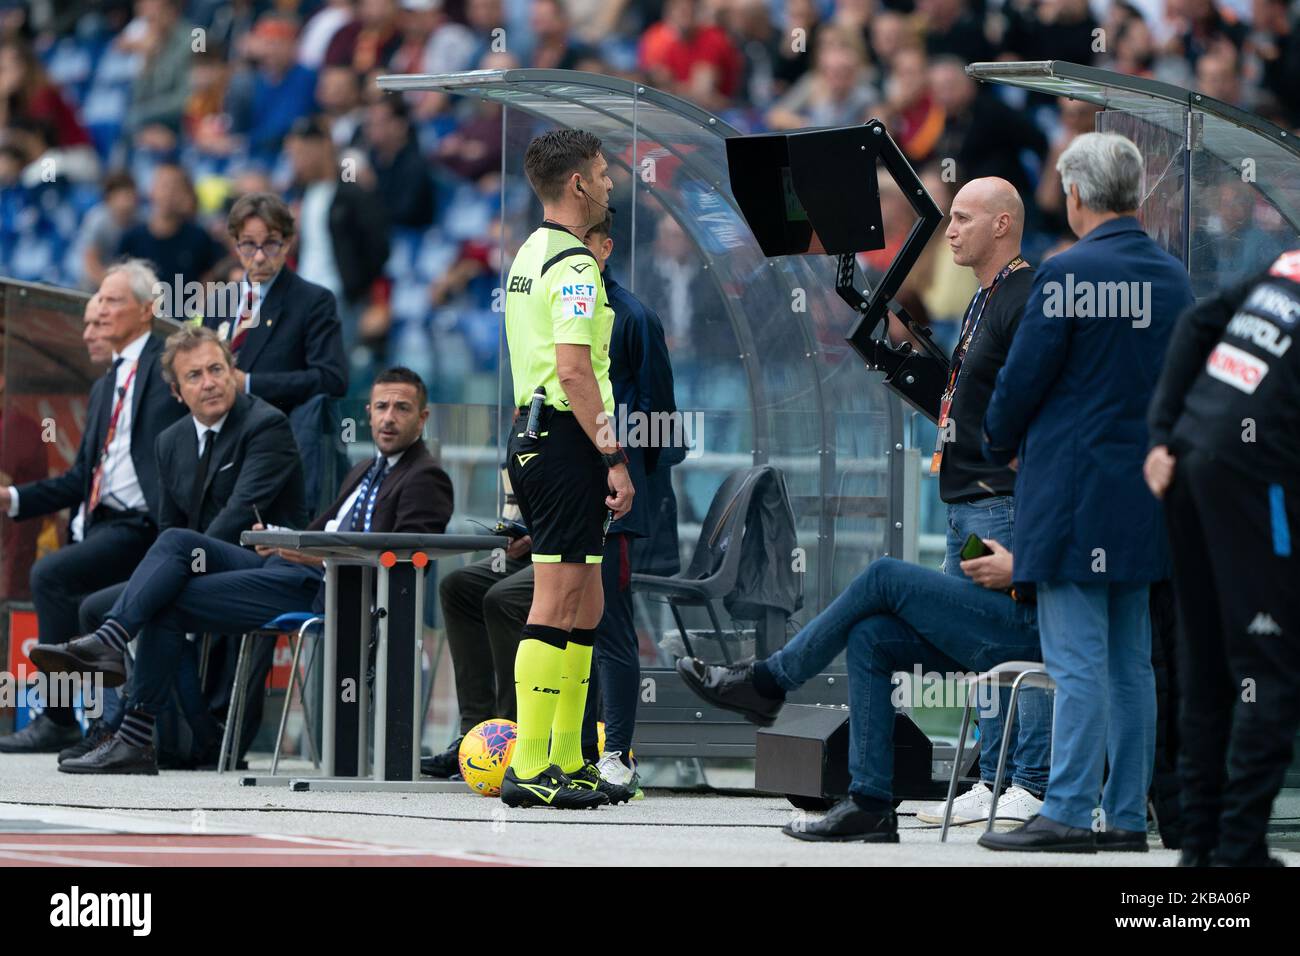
[967,61,1300,298]
[380,70,905,625]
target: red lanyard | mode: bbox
[88,362,137,509]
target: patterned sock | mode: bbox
[118,711,155,749]
[91,619,132,654]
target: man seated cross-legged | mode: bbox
[33,368,454,774]
[678,548,1050,843]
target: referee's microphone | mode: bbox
[577,183,616,215]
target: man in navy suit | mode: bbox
[979,133,1196,852]
[210,192,348,414]
[0,260,189,753]
[63,324,311,766]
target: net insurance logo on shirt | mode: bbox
[561,283,596,320]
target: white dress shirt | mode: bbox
[193,411,229,451]
[7,330,151,518]
[96,330,151,513]
[323,449,406,533]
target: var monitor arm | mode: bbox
[726,120,949,422]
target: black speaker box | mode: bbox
[755,703,946,809]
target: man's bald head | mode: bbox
[945,177,1026,282]
[954,177,1024,237]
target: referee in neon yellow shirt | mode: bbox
[500,130,635,809]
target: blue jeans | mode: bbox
[1036,581,1155,832]
[942,496,1049,790]
[943,497,1016,579]
[765,557,1047,801]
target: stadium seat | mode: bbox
[631,466,767,664]
[940,661,1057,842]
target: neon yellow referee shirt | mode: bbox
[504,222,615,414]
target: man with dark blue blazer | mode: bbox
[62,324,311,765]
[210,192,348,414]
[0,261,188,753]
[580,214,679,792]
[979,133,1196,852]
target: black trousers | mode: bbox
[439,533,641,758]
[1165,448,1300,863]
[439,554,533,733]
[29,510,155,724]
[81,581,222,755]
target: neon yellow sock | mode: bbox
[511,634,566,779]
[549,640,594,775]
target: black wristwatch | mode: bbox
[601,448,628,468]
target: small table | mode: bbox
[237,531,505,792]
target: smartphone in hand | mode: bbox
[960,532,993,561]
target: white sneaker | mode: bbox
[991,785,1043,827]
[916,781,994,825]
[597,751,641,798]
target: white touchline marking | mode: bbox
[0,849,135,867]
[0,843,433,855]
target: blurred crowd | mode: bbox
[1,0,1299,400]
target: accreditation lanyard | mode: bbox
[930,256,1025,476]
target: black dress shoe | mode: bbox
[421,736,464,778]
[783,799,899,843]
[57,720,115,763]
[978,814,1098,853]
[1212,847,1286,867]
[30,636,127,688]
[675,657,784,726]
[59,734,158,775]
[1178,847,1213,867]
[1097,828,1149,852]
[0,714,84,753]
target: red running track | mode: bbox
[0,833,519,867]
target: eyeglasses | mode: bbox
[235,240,285,259]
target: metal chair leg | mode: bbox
[941,680,979,842]
[271,630,304,775]
[271,618,322,775]
[218,633,253,774]
[704,601,732,664]
[668,602,693,660]
[985,669,1047,832]
[197,633,212,691]
[299,640,322,767]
